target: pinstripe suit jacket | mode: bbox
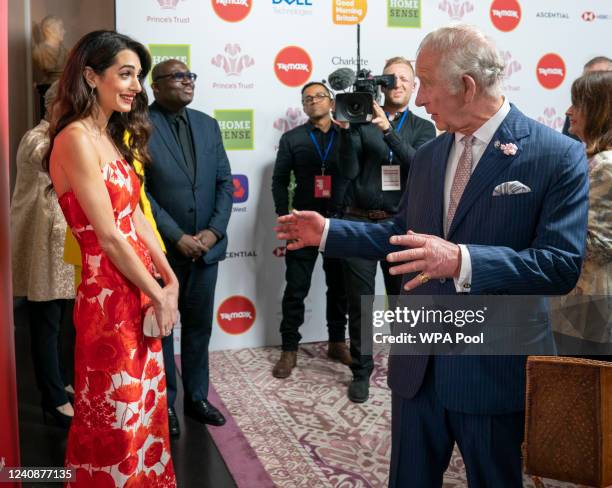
[325,105,589,414]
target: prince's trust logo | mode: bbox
[438,0,473,20]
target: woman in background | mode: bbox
[11,81,75,427]
[45,30,178,486]
[555,70,612,359]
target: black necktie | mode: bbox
[175,114,195,179]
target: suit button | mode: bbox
[188,208,194,213]
[439,278,447,284]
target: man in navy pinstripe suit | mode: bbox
[276,25,589,487]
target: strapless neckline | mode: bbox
[57,159,128,202]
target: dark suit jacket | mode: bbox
[145,102,234,265]
[324,105,589,414]
[339,110,436,213]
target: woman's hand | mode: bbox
[152,286,179,337]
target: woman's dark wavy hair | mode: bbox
[43,30,152,173]
[571,70,612,158]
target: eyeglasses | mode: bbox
[153,71,198,83]
[302,93,331,104]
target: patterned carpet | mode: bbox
[209,343,579,488]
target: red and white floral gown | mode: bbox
[58,159,176,487]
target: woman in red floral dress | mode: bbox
[45,31,179,487]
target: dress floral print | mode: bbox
[58,159,176,487]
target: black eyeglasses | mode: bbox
[153,71,198,83]
[302,93,331,104]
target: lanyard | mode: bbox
[309,129,336,174]
[387,110,408,163]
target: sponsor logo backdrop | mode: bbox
[116,0,609,351]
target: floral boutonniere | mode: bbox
[493,140,518,156]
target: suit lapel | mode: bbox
[429,133,454,237]
[447,107,528,240]
[150,104,194,183]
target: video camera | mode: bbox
[326,24,397,123]
[328,68,396,123]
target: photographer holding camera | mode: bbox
[336,57,435,403]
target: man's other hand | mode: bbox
[176,234,207,260]
[195,229,218,253]
[275,210,325,251]
[387,231,461,291]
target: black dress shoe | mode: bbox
[347,378,369,403]
[184,400,226,426]
[168,407,180,437]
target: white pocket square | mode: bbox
[492,181,531,196]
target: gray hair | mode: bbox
[417,24,505,98]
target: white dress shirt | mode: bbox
[320,97,511,293]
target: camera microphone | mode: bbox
[327,68,356,91]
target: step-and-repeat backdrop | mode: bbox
[116,0,610,351]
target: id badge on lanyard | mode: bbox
[310,130,335,199]
[383,110,408,191]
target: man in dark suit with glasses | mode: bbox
[145,59,234,437]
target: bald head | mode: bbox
[151,59,194,112]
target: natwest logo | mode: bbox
[439,0,474,20]
[490,0,521,32]
[274,46,312,87]
[217,296,256,335]
[536,53,565,90]
[212,0,252,22]
[232,174,249,203]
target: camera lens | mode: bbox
[347,102,364,117]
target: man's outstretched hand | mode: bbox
[275,210,325,251]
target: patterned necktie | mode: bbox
[446,135,474,236]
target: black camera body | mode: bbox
[335,69,396,124]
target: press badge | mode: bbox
[381,165,401,191]
[314,175,332,198]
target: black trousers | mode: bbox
[341,217,402,380]
[162,260,218,408]
[26,299,73,408]
[280,247,347,351]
